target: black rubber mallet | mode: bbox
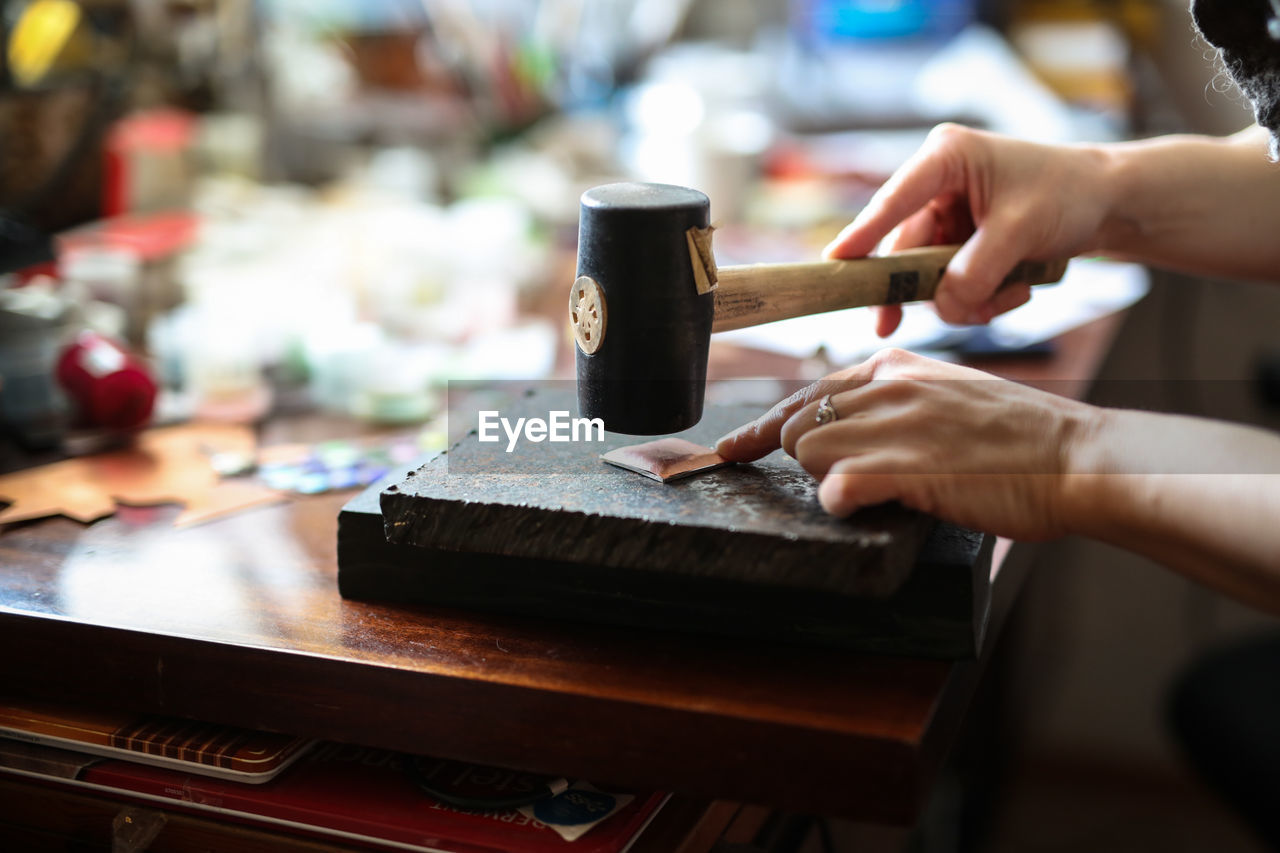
[572,182,1068,435]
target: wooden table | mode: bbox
[0,315,1123,845]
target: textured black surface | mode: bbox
[340,461,992,658]
[574,182,714,435]
[382,394,934,598]
[344,390,995,658]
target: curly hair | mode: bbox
[1192,0,1280,158]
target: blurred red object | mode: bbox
[103,109,196,218]
[56,331,157,430]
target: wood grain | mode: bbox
[0,493,960,821]
[0,315,1126,825]
[712,247,1069,332]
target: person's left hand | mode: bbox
[715,348,1100,541]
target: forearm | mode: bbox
[1065,408,1280,612]
[1090,127,1280,282]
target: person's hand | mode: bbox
[826,124,1116,337]
[716,348,1101,541]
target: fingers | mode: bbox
[875,305,904,338]
[822,126,965,261]
[933,217,1036,325]
[789,417,877,478]
[883,206,942,253]
[823,175,940,260]
[821,123,1046,328]
[716,376,862,462]
[863,197,945,339]
[715,348,933,462]
[716,351,915,461]
[779,387,878,461]
[988,282,1032,318]
[879,211,935,340]
[782,378,921,471]
[819,457,910,517]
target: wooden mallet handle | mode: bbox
[709,244,1068,333]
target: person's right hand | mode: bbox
[825,124,1118,337]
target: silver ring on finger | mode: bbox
[814,394,839,425]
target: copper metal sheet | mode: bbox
[600,437,731,483]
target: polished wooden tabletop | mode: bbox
[0,315,1123,825]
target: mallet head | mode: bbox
[573,182,713,435]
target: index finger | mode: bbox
[715,365,876,462]
[713,379,842,462]
[822,131,962,260]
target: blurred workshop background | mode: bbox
[2,1,1279,851]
